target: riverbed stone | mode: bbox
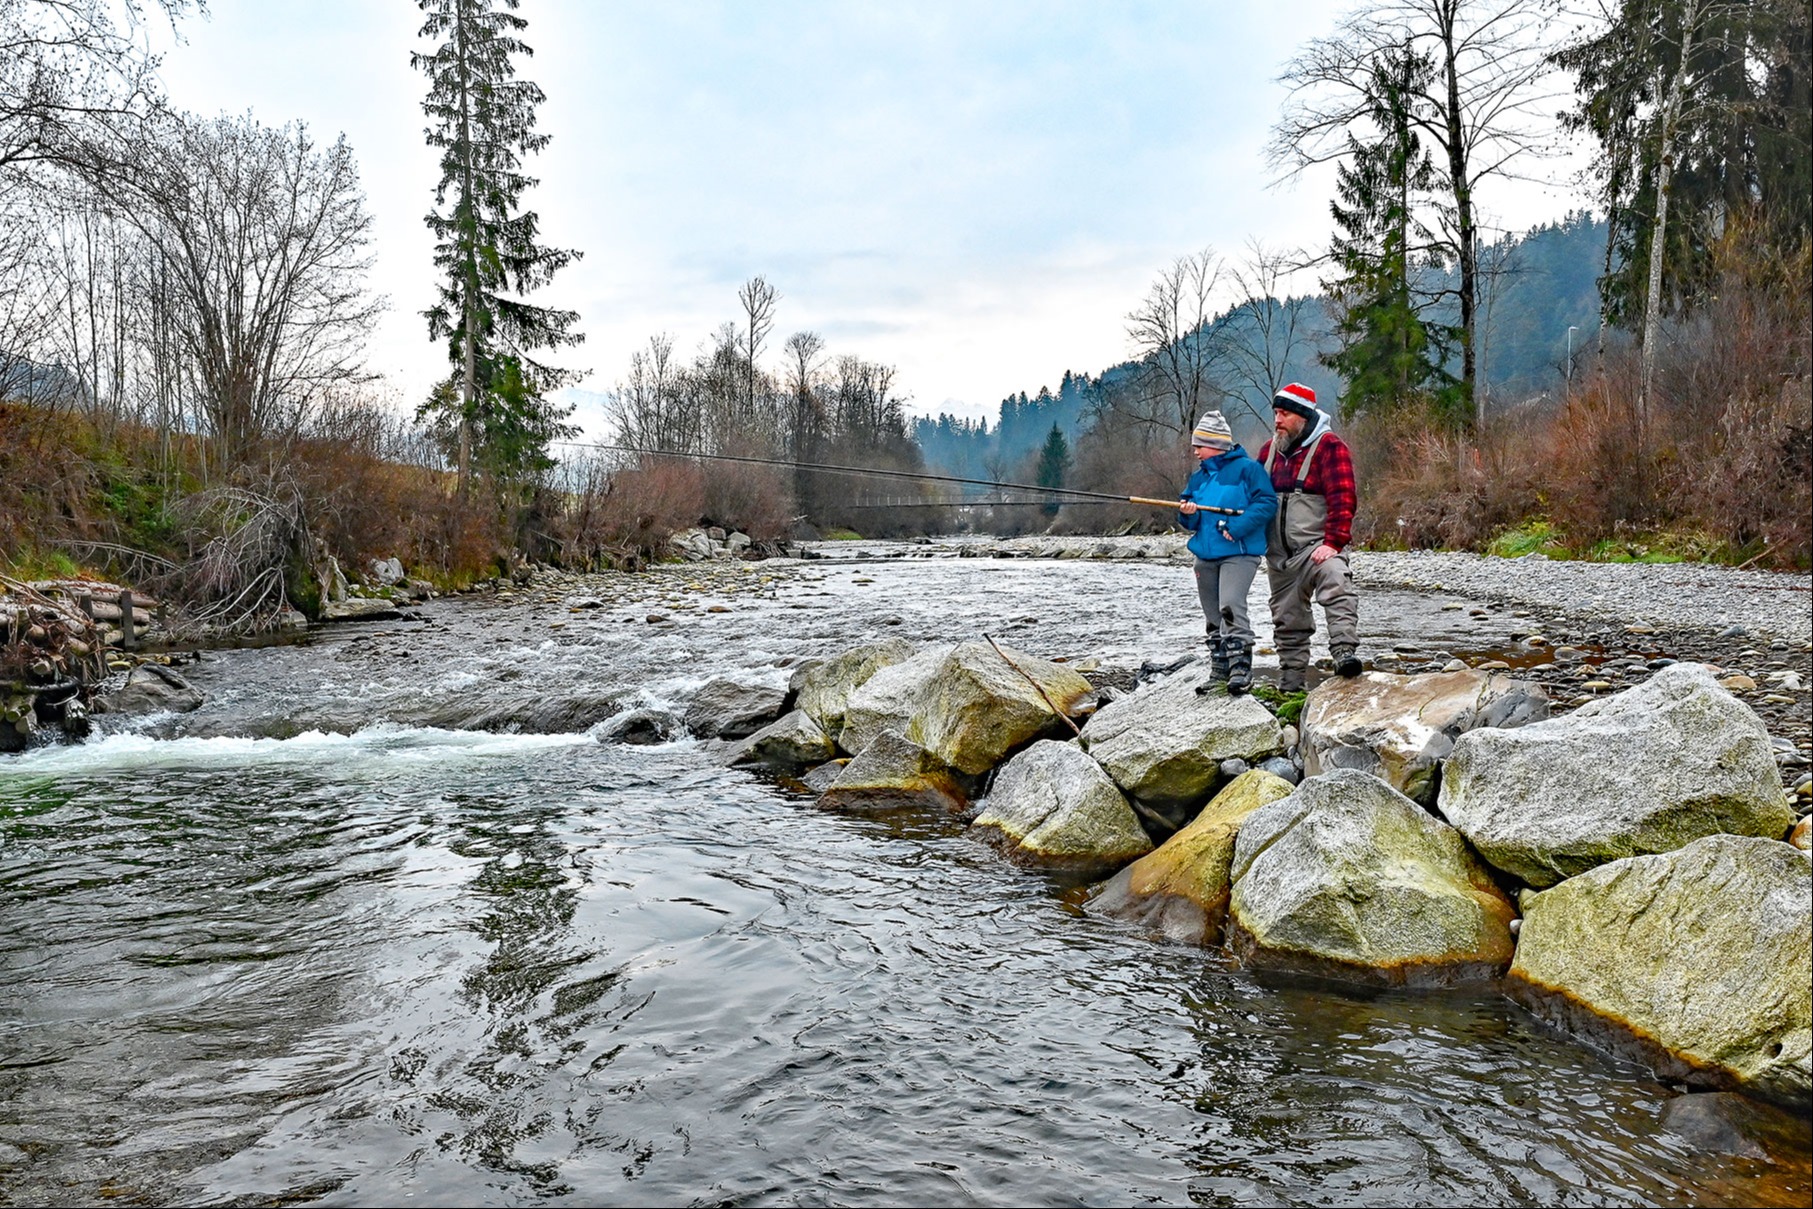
[801,758,850,794]
[1437,663,1795,887]
[1228,769,1518,986]
[598,707,680,745]
[1301,669,1549,806]
[817,729,967,815]
[790,637,916,739]
[669,528,714,561]
[724,708,835,772]
[1079,659,1284,815]
[968,739,1153,880]
[684,677,788,740]
[104,664,204,714]
[1509,835,1812,1108]
[1088,770,1296,944]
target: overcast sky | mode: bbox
[151,1,1590,430]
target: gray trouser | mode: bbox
[1193,555,1260,644]
[1267,551,1360,677]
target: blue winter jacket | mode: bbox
[1177,447,1278,560]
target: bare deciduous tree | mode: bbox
[1121,247,1230,439]
[1224,239,1321,426]
[737,274,778,423]
[1271,0,1558,422]
[83,111,381,466]
[0,0,196,180]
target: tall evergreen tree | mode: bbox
[1319,44,1458,421]
[1033,423,1071,517]
[1554,0,1810,332]
[413,0,582,499]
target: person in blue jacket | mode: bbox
[1177,411,1278,695]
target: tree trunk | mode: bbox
[460,315,475,501]
[455,0,476,503]
[1438,2,1478,426]
[1640,0,1701,441]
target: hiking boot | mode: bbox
[1277,667,1307,694]
[1226,639,1254,696]
[1332,644,1363,677]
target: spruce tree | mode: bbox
[1319,44,1458,422]
[1034,424,1071,517]
[413,0,582,499]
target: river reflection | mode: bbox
[2,555,1808,1206]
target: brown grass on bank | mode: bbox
[1353,234,1811,569]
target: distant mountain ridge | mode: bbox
[915,211,1606,483]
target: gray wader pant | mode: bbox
[1265,475,1359,688]
[1267,549,1359,686]
[1193,555,1260,644]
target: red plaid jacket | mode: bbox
[1256,430,1357,550]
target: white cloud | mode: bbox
[151,0,1589,426]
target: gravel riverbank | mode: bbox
[959,534,1810,645]
[1353,549,1812,646]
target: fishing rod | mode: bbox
[554,441,1242,516]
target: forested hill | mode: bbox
[915,212,1606,481]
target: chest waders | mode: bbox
[1263,434,1361,689]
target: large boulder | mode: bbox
[1088,770,1296,944]
[839,641,1090,776]
[839,644,953,757]
[1079,660,1283,816]
[816,730,967,815]
[724,708,835,773]
[684,677,788,740]
[968,740,1152,880]
[1228,769,1518,986]
[1509,835,1811,1109]
[790,637,916,739]
[1301,669,1549,806]
[1437,663,1796,888]
[105,664,204,714]
[911,641,1092,776]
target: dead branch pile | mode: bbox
[147,481,313,637]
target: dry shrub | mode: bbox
[1348,401,1546,550]
[286,435,503,585]
[699,460,793,540]
[0,404,95,552]
[1357,225,1809,567]
[544,457,705,570]
[1064,427,1191,534]
[1698,375,1812,558]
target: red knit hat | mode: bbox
[1272,382,1318,420]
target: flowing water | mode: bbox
[2,548,1807,1206]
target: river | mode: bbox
[2,546,1806,1206]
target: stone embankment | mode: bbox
[701,632,1809,1111]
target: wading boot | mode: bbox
[1196,634,1230,695]
[1226,638,1254,696]
[1332,643,1363,678]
